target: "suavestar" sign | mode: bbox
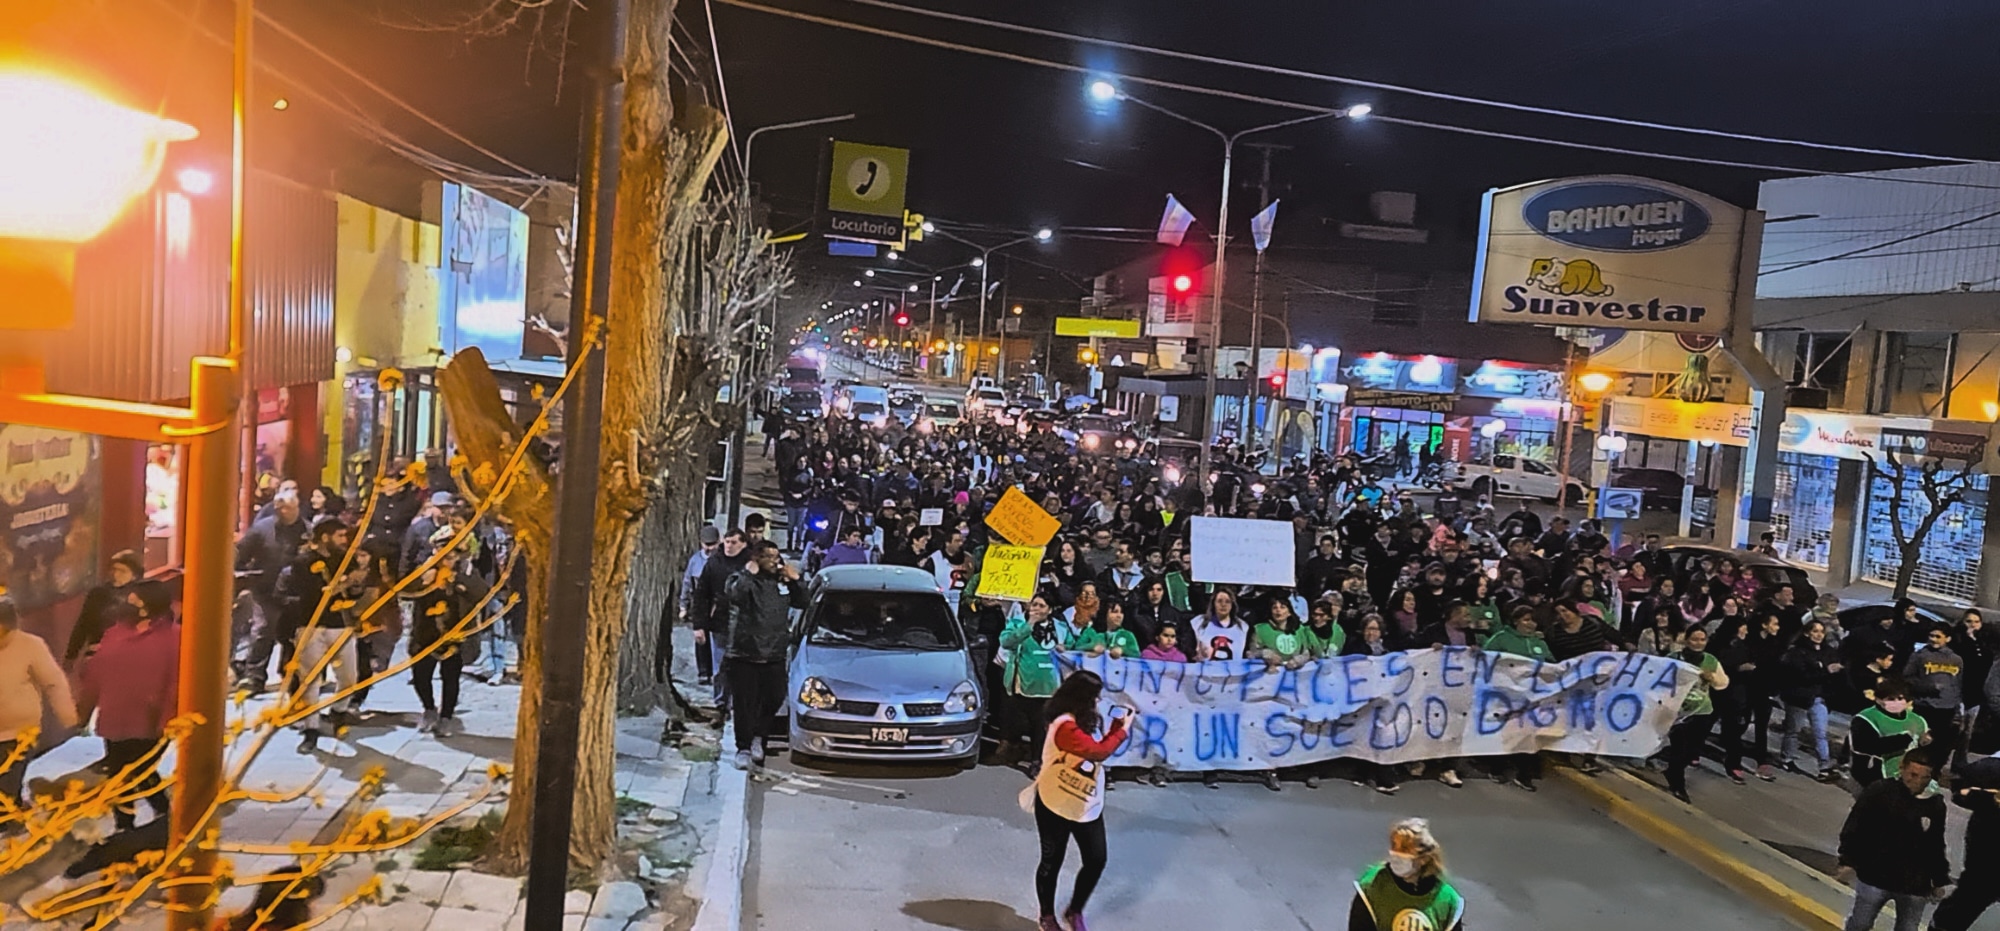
[1470,175,1747,336]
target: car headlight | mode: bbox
[798,677,839,711]
[943,680,980,715]
[1083,435,1100,449]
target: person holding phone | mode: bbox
[1025,670,1127,931]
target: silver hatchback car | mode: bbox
[788,565,985,764]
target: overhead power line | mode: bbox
[829,0,1985,165]
[711,0,2000,188]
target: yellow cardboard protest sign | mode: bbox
[984,485,1060,547]
[975,544,1045,602]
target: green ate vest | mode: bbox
[1355,863,1465,931]
[1851,706,1928,780]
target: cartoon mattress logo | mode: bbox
[1526,258,1612,297]
[1498,259,1709,325]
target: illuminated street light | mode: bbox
[1578,371,1614,394]
[969,256,984,267]
[1088,79,1120,103]
[1034,227,1054,242]
[1344,103,1373,119]
[0,69,198,243]
[886,250,900,261]
[920,220,935,233]
[864,269,875,277]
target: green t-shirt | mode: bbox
[1354,863,1465,931]
[1251,622,1310,660]
[1302,623,1346,657]
[1675,650,1722,717]
[1069,627,1140,657]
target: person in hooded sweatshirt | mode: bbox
[74,587,177,831]
[1903,623,1965,776]
[819,524,875,569]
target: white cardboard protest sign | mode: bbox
[1188,516,1296,586]
[1056,648,1694,770]
[919,508,944,527]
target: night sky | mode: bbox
[45,0,2000,299]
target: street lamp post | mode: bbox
[935,225,1052,383]
[1090,79,1367,484]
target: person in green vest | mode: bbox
[1848,678,1931,788]
[1482,606,1553,792]
[1070,601,1141,659]
[1663,626,1729,803]
[1302,598,1346,658]
[1250,596,1312,669]
[1349,817,1466,931]
[999,594,1065,771]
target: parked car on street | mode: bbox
[833,384,891,428]
[918,399,964,431]
[787,565,985,765]
[1449,454,1587,504]
[1657,541,1819,605]
[779,390,824,422]
[1606,467,1716,511]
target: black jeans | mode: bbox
[1916,705,1960,772]
[1743,689,1775,764]
[411,652,463,718]
[1034,798,1107,918]
[1508,752,1543,783]
[1714,698,1752,772]
[1666,713,1715,794]
[729,659,786,752]
[98,738,169,831]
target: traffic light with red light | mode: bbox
[1170,273,1194,295]
[1268,373,1286,390]
[893,311,911,327]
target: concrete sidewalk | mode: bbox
[5,629,733,931]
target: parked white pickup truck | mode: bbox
[1447,454,1587,504]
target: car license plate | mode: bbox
[869,727,908,745]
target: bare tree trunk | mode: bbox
[438,350,555,875]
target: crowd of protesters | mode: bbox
[763,407,2000,802]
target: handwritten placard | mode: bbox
[975,544,1045,602]
[1188,516,1296,586]
[984,486,1060,547]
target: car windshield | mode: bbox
[851,401,884,415]
[809,590,963,651]
[927,403,960,417]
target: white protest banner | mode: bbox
[1054,648,1693,770]
[1187,516,1296,586]
[919,507,944,527]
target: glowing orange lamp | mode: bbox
[0,67,197,329]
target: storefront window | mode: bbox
[1879,333,1952,416]
[1862,462,1988,602]
[1946,332,2000,421]
[1771,451,1837,568]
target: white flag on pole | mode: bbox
[1157,194,1196,246]
[1250,199,1279,253]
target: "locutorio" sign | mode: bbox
[1470,175,1748,336]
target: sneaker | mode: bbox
[1756,764,1778,782]
[1781,759,1807,776]
[436,717,460,738]
[1304,776,1321,790]
[1438,770,1463,789]
[1373,781,1399,795]
[1148,770,1168,788]
[732,750,752,771]
[419,710,439,734]
[1038,918,1062,931]
[1815,769,1841,784]
[1063,910,1088,931]
[1727,769,1747,786]
[296,731,320,755]
[1513,777,1538,792]
[1203,772,1220,790]
[1262,771,1281,792]
[1576,758,1604,776]
[1671,787,1692,804]
[750,737,767,767]
[1490,771,1510,784]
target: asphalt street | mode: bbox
[743,758,1801,931]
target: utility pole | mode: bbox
[1241,143,1282,452]
[523,0,623,921]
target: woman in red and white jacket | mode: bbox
[1026,670,1127,931]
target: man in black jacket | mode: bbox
[723,541,810,769]
[233,492,305,690]
[1931,756,2000,931]
[1837,750,1950,931]
[690,529,751,715]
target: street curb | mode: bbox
[1553,765,1852,931]
[692,722,749,931]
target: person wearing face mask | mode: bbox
[1348,818,1465,931]
[1849,680,1931,789]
